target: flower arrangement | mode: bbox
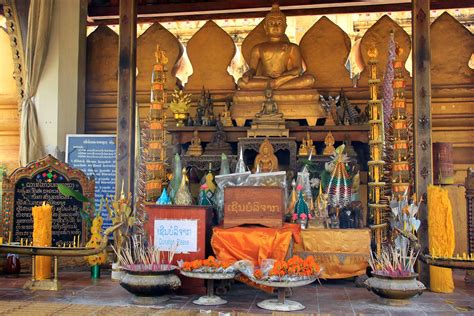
[113,236,177,272]
[180,256,236,274]
[85,214,107,266]
[292,185,313,226]
[251,255,321,282]
[169,89,192,114]
[106,193,136,264]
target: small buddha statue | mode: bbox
[298,131,316,157]
[204,121,233,155]
[187,130,203,157]
[253,139,278,173]
[323,131,336,155]
[256,85,283,118]
[237,4,315,90]
[219,100,233,127]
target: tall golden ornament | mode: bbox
[390,46,410,198]
[144,45,168,202]
[367,46,387,256]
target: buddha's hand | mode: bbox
[271,74,296,89]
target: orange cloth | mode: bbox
[294,228,371,279]
[211,224,300,266]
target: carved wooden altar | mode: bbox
[237,137,297,171]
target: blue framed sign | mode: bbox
[66,134,116,229]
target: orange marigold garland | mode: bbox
[180,256,236,273]
[253,255,321,282]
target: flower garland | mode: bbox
[180,256,236,274]
[253,255,321,282]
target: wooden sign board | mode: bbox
[223,186,284,228]
[144,205,212,295]
[1,155,94,245]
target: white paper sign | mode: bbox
[154,219,198,253]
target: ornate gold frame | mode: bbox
[1,155,95,242]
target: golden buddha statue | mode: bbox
[238,4,314,90]
[253,139,279,173]
[298,131,316,157]
[186,130,203,157]
[232,4,327,127]
[323,131,336,155]
[219,101,233,127]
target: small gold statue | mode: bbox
[247,86,289,137]
[219,101,233,127]
[298,131,316,157]
[253,138,279,173]
[237,4,314,90]
[323,131,336,155]
[186,130,203,157]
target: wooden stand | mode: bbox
[23,256,60,291]
[144,205,212,295]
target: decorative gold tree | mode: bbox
[390,46,411,198]
[137,45,169,214]
[367,46,387,256]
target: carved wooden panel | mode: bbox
[300,16,352,89]
[431,12,474,86]
[185,20,236,90]
[359,15,411,85]
[86,25,118,94]
[137,22,183,92]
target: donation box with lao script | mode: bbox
[223,186,285,229]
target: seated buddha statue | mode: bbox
[238,4,314,90]
[187,130,203,157]
[253,139,279,173]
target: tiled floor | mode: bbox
[0,270,472,315]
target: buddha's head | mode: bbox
[264,4,286,39]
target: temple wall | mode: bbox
[0,28,20,172]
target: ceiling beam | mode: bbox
[87,0,474,25]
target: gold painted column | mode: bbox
[412,0,432,287]
[367,47,387,256]
[116,0,137,196]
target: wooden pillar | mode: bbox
[412,0,432,287]
[116,0,137,196]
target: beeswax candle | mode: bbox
[32,202,52,280]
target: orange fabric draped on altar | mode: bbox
[211,224,301,265]
[294,228,371,279]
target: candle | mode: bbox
[32,202,52,280]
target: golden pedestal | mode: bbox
[232,89,327,127]
[247,116,289,137]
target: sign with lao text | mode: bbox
[154,219,198,253]
[224,186,284,228]
[1,155,95,244]
[66,134,116,229]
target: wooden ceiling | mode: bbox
[87,0,474,24]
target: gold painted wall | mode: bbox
[0,28,20,172]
